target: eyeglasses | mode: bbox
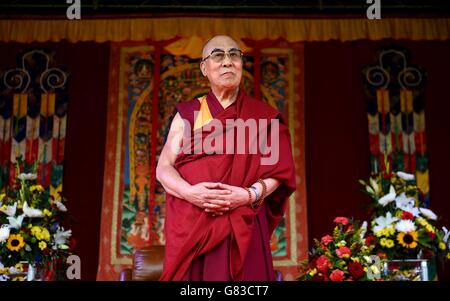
[202,48,243,63]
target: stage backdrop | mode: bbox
[97,38,307,280]
[0,49,69,198]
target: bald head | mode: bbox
[200,35,243,92]
[202,35,240,59]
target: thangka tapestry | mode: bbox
[97,39,307,280]
[363,46,429,204]
[0,49,69,198]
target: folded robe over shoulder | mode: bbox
[160,90,296,281]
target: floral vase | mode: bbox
[26,262,46,281]
[383,259,436,281]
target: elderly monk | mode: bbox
[156,35,296,281]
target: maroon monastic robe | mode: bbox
[160,90,296,281]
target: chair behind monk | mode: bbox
[119,245,165,281]
[119,244,283,281]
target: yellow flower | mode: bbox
[386,226,395,236]
[385,239,395,248]
[30,226,50,241]
[376,227,395,237]
[30,185,44,193]
[416,217,428,227]
[43,209,52,217]
[439,242,446,250]
[425,224,435,233]
[38,241,47,250]
[351,257,360,263]
[41,228,50,241]
[14,263,24,272]
[308,268,317,276]
[397,231,418,249]
[447,253,450,260]
[6,234,25,252]
[31,226,42,237]
[380,238,387,247]
[0,193,5,201]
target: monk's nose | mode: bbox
[221,56,233,67]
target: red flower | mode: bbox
[321,235,333,246]
[330,269,345,281]
[401,211,414,220]
[316,255,331,272]
[336,246,351,258]
[333,217,349,225]
[348,261,365,280]
[427,232,437,240]
[365,235,376,246]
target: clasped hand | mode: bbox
[183,182,249,216]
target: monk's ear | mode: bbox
[200,61,207,77]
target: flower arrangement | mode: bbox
[359,159,450,264]
[298,217,383,281]
[0,159,73,281]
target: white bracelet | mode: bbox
[250,185,260,201]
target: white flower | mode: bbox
[8,267,20,274]
[0,226,10,243]
[397,171,415,181]
[6,214,25,229]
[369,178,380,195]
[53,227,72,249]
[0,203,17,217]
[443,227,450,243]
[378,185,396,206]
[419,208,438,221]
[363,256,372,263]
[395,220,416,233]
[23,201,44,218]
[0,275,9,281]
[17,173,37,181]
[52,200,67,212]
[395,193,420,216]
[360,221,368,242]
[372,212,399,233]
[0,262,8,281]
